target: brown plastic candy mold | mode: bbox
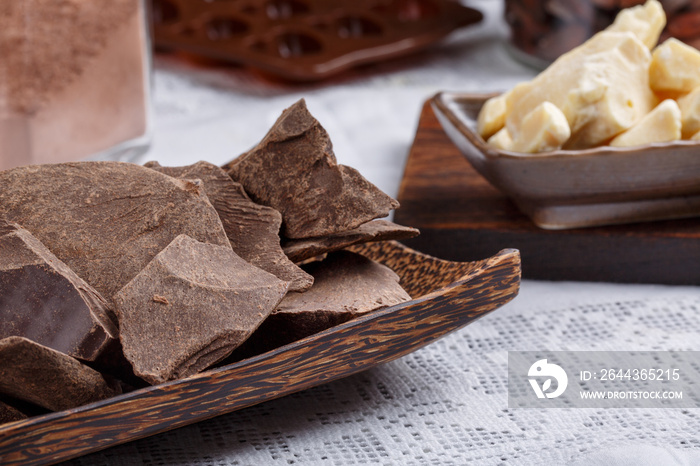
[150,0,483,80]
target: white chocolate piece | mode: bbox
[650,38,700,95]
[486,127,514,151]
[511,102,571,153]
[691,129,700,140]
[477,92,508,140]
[505,32,655,150]
[607,0,666,50]
[677,87,700,138]
[610,99,681,147]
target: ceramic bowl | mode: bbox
[431,91,700,229]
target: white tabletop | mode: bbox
[70,1,700,464]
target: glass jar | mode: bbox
[504,0,700,69]
[0,0,152,171]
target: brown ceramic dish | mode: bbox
[432,91,700,230]
[0,241,520,465]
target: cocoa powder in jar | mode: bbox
[505,0,700,67]
[0,0,151,170]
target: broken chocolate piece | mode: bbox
[0,162,231,301]
[114,234,289,385]
[145,160,313,292]
[234,250,410,357]
[0,399,27,425]
[0,336,121,412]
[226,99,399,239]
[0,220,116,361]
[282,219,420,263]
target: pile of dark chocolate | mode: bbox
[0,100,419,424]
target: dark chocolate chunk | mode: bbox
[0,399,27,425]
[234,251,410,357]
[0,220,116,361]
[282,219,420,263]
[0,162,231,301]
[145,161,313,292]
[114,234,289,385]
[225,99,399,239]
[0,336,121,412]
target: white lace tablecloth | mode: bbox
[66,1,700,464]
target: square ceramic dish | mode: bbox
[431,91,700,230]
[0,241,520,465]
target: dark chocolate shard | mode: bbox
[233,251,410,358]
[225,99,399,239]
[145,160,313,292]
[282,220,420,263]
[0,399,27,425]
[0,220,116,361]
[114,234,289,385]
[0,336,121,412]
[0,162,231,301]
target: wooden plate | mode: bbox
[0,240,520,465]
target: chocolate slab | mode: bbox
[145,161,312,292]
[114,234,289,385]
[0,162,230,301]
[0,336,121,412]
[282,219,420,263]
[0,220,116,361]
[233,250,410,358]
[226,99,399,239]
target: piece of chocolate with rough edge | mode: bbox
[0,162,231,302]
[114,234,289,385]
[145,161,313,292]
[231,250,410,359]
[282,219,420,263]
[0,219,117,361]
[0,336,121,412]
[0,399,27,425]
[225,99,399,239]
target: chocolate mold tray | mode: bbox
[151,0,483,80]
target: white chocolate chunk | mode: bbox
[650,38,700,95]
[677,87,700,138]
[691,129,700,140]
[610,99,681,147]
[487,127,514,151]
[505,31,655,150]
[477,92,508,140]
[607,0,666,50]
[511,102,571,153]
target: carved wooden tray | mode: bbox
[0,241,520,465]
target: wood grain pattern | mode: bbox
[0,241,520,466]
[394,101,700,285]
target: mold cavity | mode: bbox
[276,33,322,58]
[175,24,196,37]
[248,40,268,53]
[206,18,250,40]
[240,5,258,15]
[336,16,383,38]
[266,0,310,20]
[152,0,179,24]
[374,0,440,22]
[310,20,331,32]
